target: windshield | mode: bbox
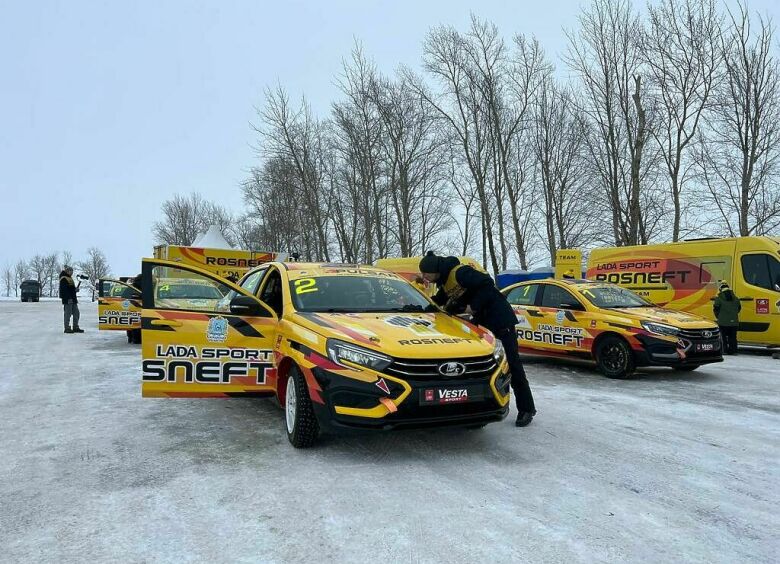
[581,285,651,308]
[290,275,433,313]
[157,283,224,300]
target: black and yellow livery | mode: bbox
[140,260,510,447]
[502,278,723,378]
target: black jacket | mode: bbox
[59,271,78,304]
[432,258,517,332]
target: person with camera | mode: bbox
[59,265,84,334]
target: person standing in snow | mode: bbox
[713,282,741,355]
[418,251,537,427]
[59,266,83,334]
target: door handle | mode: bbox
[739,297,754,302]
[150,319,183,328]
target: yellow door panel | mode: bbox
[98,279,141,330]
[140,259,279,398]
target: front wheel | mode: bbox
[285,366,319,448]
[596,335,635,379]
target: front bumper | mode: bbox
[634,333,723,367]
[308,363,511,432]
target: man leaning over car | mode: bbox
[419,251,537,427]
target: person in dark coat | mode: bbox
[59,266,83,333]
[418,251,537,427]
[713,282,741,355]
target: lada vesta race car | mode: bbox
[140,260,511,447]
[501,278,723,378]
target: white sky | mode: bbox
[1,0,776,275]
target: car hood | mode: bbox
[609,307,716,328]
[292,311,495,359]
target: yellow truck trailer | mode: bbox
[585,236,780,347]
[153,245,281,281]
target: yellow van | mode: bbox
[586,237,780,347]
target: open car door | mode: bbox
[140,259,279,398]
[98,278,142,331]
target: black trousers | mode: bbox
[494,327,536,414]
[720,325,738,354]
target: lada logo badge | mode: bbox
[702,330,713,339]
[438,362,467,377]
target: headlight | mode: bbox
[641,321,680,337]
[492,339,506,364]
[326,339,392,371]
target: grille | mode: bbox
[384,354,497,381]
[679,328,720,340]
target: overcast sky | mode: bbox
[1,0,776,276]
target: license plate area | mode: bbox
[419,385,484,405]
[695,342,716,352]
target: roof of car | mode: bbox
[273,262,400,280]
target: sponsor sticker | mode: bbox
[207,316,229,342]
[121,299,131,310]
[375,378,391,394]
[515,313,532,329]
[756,298,770,314]
[555,310,566,324]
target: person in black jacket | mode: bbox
[419,251,536,427]
[59,266,83,333]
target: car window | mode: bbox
[741,254,780,292]
[151,266,232,312]
[290,275,432,313]
[580,285,650,308]
[259,269,284,316]
[506,284,539,306]
[540,285,581,309]
[240,268,267,296]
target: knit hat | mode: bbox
[419,251,441,274]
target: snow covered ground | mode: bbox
[0,300,777,563]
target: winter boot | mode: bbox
[515,411,535,427]
[72,326,85,333]
[64,327,73,334]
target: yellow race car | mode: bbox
[140,260,511,447]
[501,278,723,378]
[98,278,142,343]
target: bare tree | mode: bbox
[152,193,234,246]
[2,263,12,297]
[331,44,389,262]
[371,72,452,256]
[78,248,111,302]
[414,25,500,274]
[28,255,48,296]
[61,251,73,270]
[43,253,59,297]
[645,0,722,241]
[566,0,659,246]
[533,79,597,262]
[13,260,29,297]
[256,86,332,261]
[697,4,780,236]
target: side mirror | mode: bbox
[560,301,585,311]
[230,295,264,316]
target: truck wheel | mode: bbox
[596,335,635,379]
[285,366,319,448]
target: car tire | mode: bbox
[285,366,319,448]
[596,335,635,379]
[678,365,700,372]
